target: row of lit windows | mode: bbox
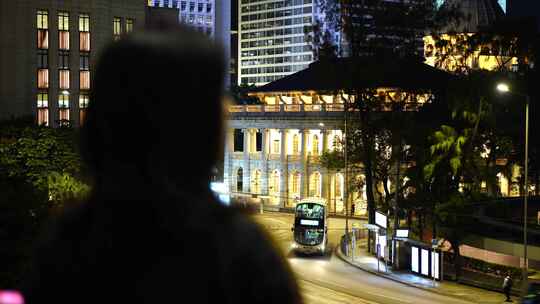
[37,10,90,32]
[37,11,91,51]
[151,0,213,13]
[241,7,312,22]
[241,35,306,48]
[241,16,312,31]
[37,70,90,90]
[114,17,134,40]
[241,54,312,66]
[241,25,307,40]
[241,64,309,75]
[241,0,312,13]
[241,72,308,84]
[241,0,307,5]
[240,45,312,57]
[180,14,213,26]
[36,93,89,126]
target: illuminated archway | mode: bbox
[289,171,301,199]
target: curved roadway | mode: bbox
[253,212,475,304]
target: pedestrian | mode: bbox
[503,272,513,302]
[22,22,303,304]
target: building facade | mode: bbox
[0,0,145,126]
[224,101,353,213]
[238,0,319,86]
[147,0,232,85]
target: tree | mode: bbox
[313,0,441,227]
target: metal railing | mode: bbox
[228,103,423,114]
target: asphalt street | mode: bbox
[253,212,478,304]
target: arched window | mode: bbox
[290,171,301,197]
[251,169,261,194]
[236,168,243,192]
[269,170,280,196]
[309,172,321,197]
[292,134,299,155]
[312,135,319,155]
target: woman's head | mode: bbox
[81,23,225,189]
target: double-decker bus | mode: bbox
[291,198,328,255]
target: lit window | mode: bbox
[37,29,48,49]
[80,32,90,51]
[59,70,70,89]
[312,135,319,155]
[58,12,69,31]
[80,71,90,90]
[292,134,299,155]
[79,94,89,126]
[79,14,90,31]
[58,93,70,125]
[37,69,49,89]
[37,10,48,29]
[113,17,122,40]
[309,172,321,197]
[79,14,90,51]
[126,18,134,33]
[58,12,69,50]
[37,93,49,126]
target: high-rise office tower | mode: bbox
[238,0,318,86]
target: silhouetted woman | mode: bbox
[22,23,303,304]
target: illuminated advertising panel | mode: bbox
[432,251,440,279]
[396,229,409,238]
[411,246,419,273]
[375,211,387,229]
[421,249,429,276]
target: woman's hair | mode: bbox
[81,23,225,190]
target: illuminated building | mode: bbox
[423,0,518,73]
[238,0,319,86]
[224,57,451,213]
[0,1,145,127]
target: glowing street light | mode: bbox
[496,83,510,93]
[497,82,531,291]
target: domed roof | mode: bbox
[440,0,505,32]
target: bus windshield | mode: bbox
[295,203,325,220]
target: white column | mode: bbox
[300,129,309,198]
[224,128,234,192]
[280,129,288,207]
[261,129,269,196]
[242,128,251,193]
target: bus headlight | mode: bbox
[290,243,298,249]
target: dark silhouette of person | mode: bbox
[503,272,513,302]
[22,23,303,304]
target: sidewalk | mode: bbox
[335,240,519,304]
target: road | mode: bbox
[252,212,475,304]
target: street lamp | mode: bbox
[497,82,531,291]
